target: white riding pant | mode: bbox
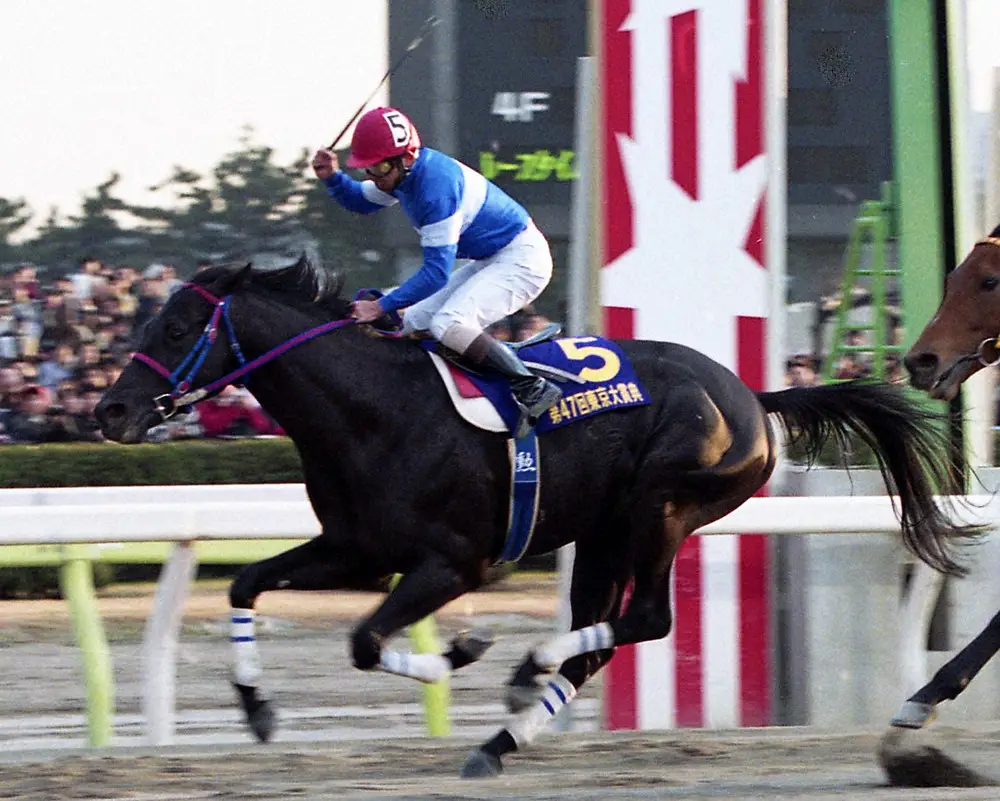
[401,222,553,347]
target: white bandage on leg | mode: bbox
[230,607,263,686]
[533,622,615,671]
[378,650,451,684]
[440,323,483,355]
[507,673,577,747]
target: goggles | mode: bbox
[365,160,395,178]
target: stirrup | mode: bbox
[512,381,562,439]
[509,323,562,352]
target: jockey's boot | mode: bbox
[477,336,562,438]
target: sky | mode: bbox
[0,0,997,232]
[0,0,388,229]
[967,0,1000,111]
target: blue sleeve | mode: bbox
[322,172,394,215]
[379,244,457,313]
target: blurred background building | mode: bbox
[386,0,587,321]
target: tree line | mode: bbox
[0,128,392,288]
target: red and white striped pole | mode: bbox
[598,0,783,729]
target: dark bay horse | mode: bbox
[889,229,1000,738]
[96,258,974,778]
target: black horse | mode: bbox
[96,257,975,778]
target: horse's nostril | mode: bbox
[904,352,938,375]
[95,401,125,426]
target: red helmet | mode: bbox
[346,107,421,168]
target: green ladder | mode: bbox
[823,182,903,383]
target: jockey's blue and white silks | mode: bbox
[322,148,532,315]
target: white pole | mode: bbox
[766,0,788,398]
[988,67,1000,225]
[950,0,995,467]
[557,58,595,729]
[568,56,597,338]
[143,542,198,745]
[898,562,945,694]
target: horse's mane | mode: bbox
[192,255,352,319]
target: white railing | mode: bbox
[1,486,993,747]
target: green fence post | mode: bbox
[59,553,114,747]
[388,574,451,737]
[408,616,451,737]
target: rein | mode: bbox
[132,283,356,421]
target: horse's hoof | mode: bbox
[890,700,936,729]
[233,682,277,743]
[460,749,502,779]
[248,698,276,742]
[445,628,495,670]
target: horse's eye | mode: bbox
[982,276,1000,292]
[165,321,186,341]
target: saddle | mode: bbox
[423,329,650,436]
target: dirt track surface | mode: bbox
[0,575,565,718]
[4,576,1000,798]
[4,728,1000,800]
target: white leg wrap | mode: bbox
[230,607,262,686]
[378,650,451,684]
[533,622,615,671]
[507,673,577,747]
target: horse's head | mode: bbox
[904,231,1000,401]
[95,263,255,443]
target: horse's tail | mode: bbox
[756,380,981,576]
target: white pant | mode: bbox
[401,222,553,342]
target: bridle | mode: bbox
[930,237,1000,376]
[131,283,357,421]
[966,237,1000,368]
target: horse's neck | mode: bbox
[235,300,428,439]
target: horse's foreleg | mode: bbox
[227,537,377,742]
[892,607,1000,728]
[351,552,488,683]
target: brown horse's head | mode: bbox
[904,231,1000,401]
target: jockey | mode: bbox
[312,106,562,437]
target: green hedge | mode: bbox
[0,438,304,487]
[0,439,304,597]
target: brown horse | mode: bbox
[885,228,1000,785]
[905,227,1000,400]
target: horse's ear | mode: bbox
[212,263,253,295]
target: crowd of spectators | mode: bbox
[0,258,559,445]
[0,257,283,444]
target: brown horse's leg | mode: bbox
[892,608,1000,728]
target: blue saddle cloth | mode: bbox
[425,336,651,434]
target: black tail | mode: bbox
[757,380,980,576]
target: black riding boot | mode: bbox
[472,335,562,438]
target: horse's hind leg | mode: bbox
[228,536,382,742]
[462,540,630,778]
[506,537,629,712]
[892,607,1000,728]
